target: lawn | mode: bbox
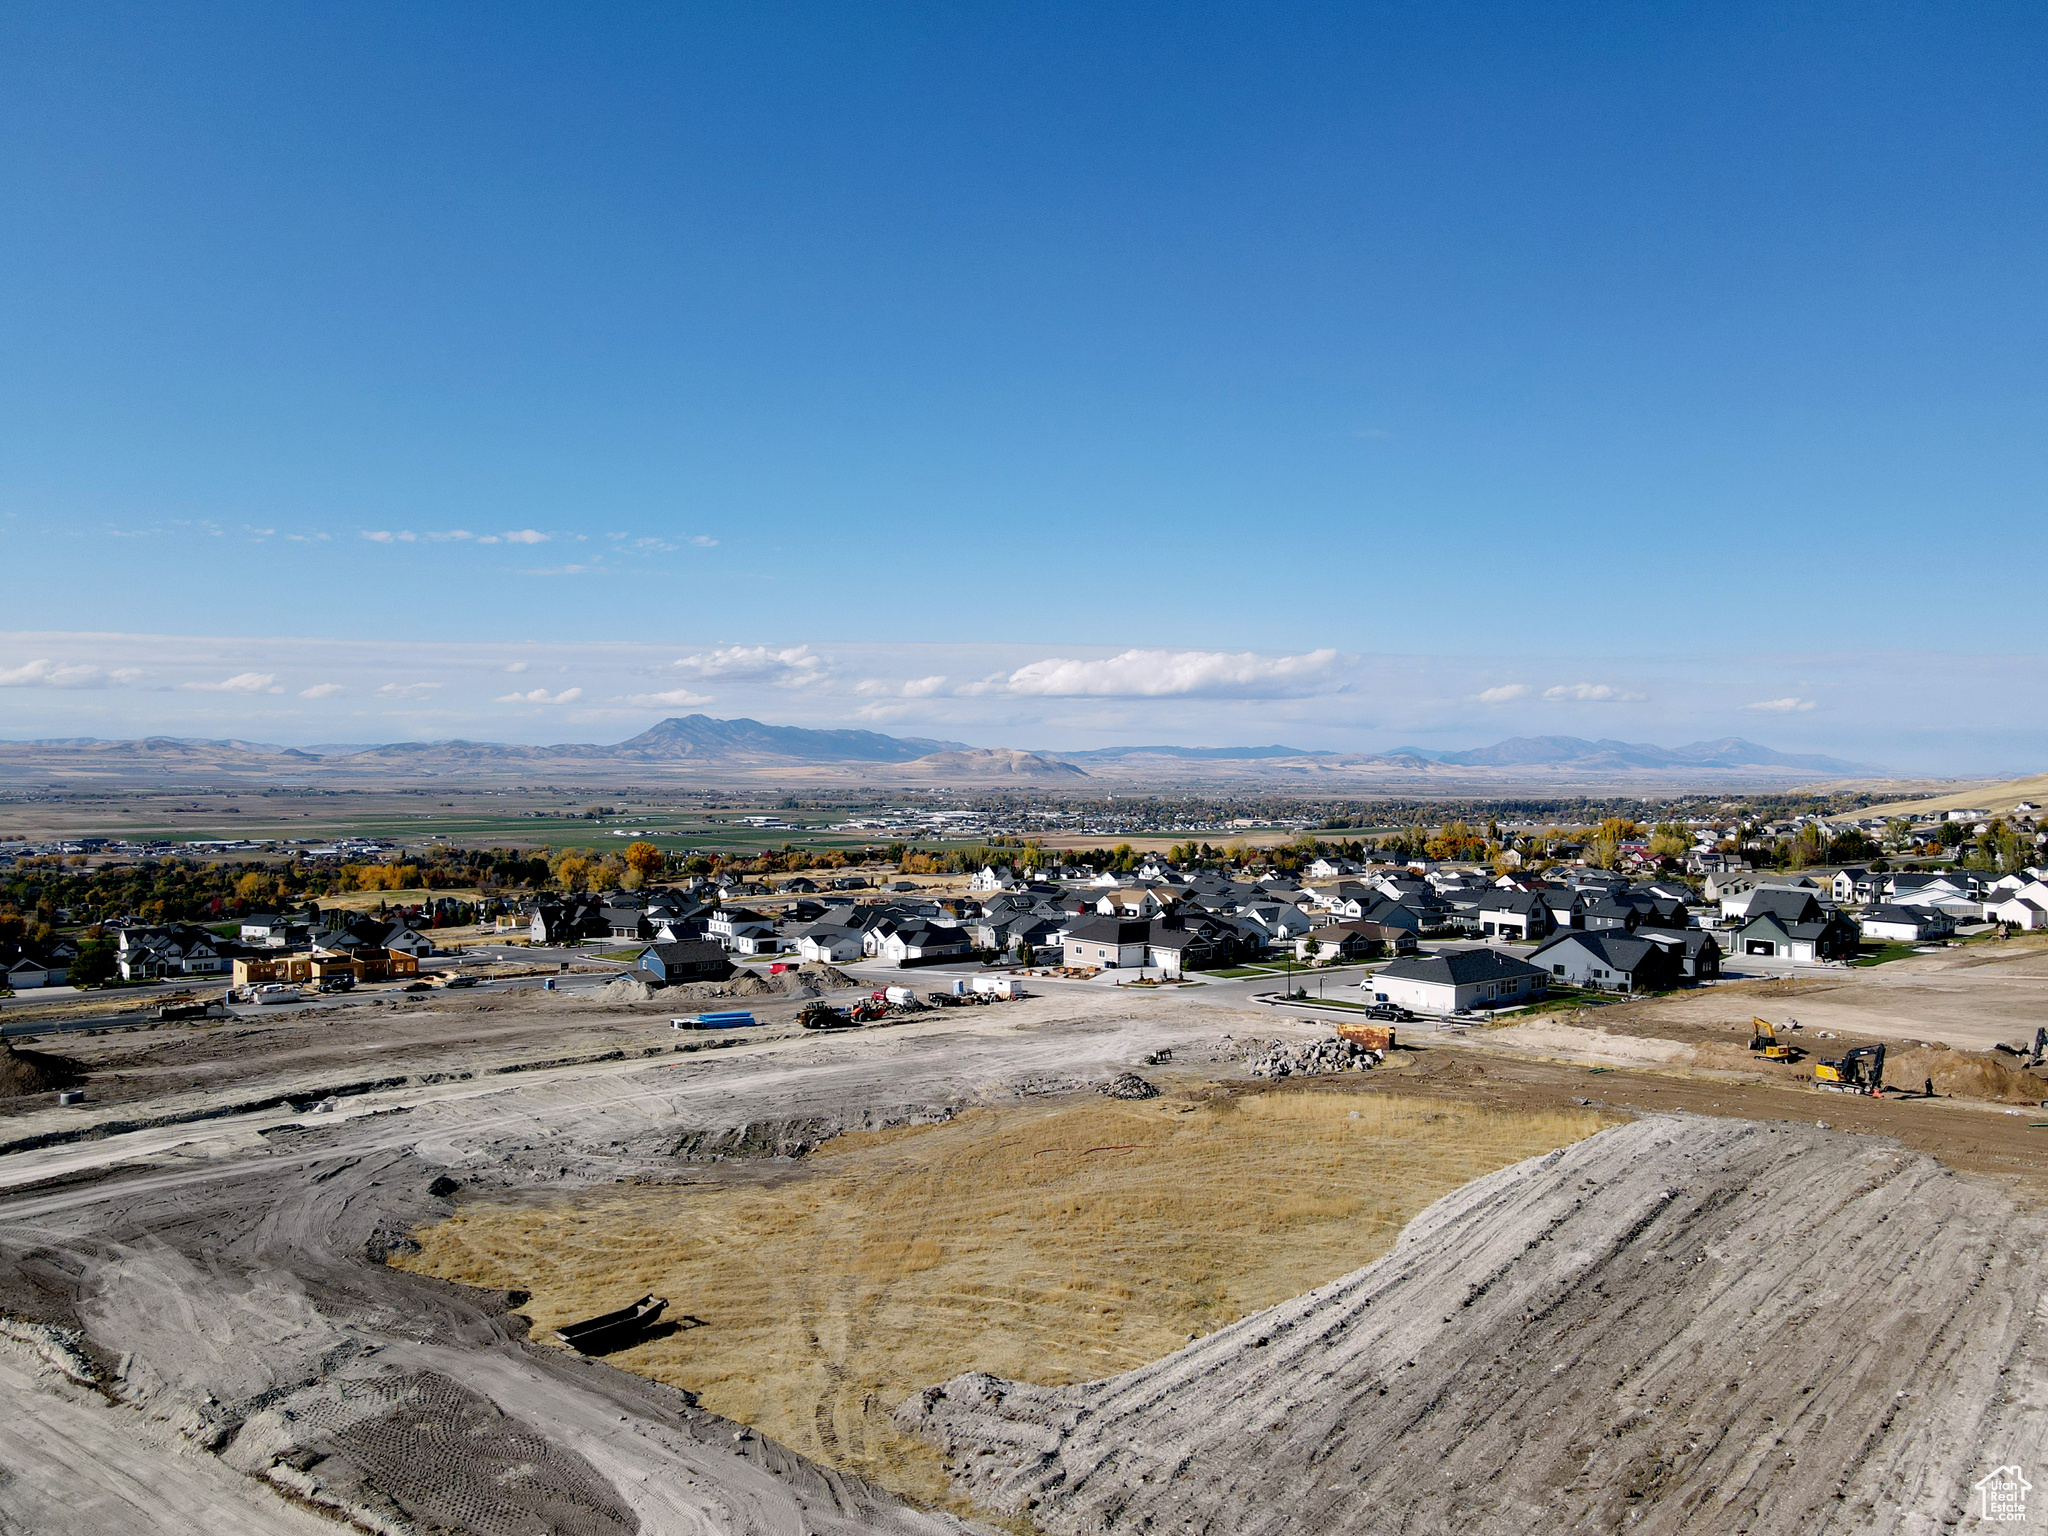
[1851,942,1920,968]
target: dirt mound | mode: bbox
[0,1041,83,1098]
[1686,1039,2047,1105]
[1888,1045,2045,1103]
[900,1115,2048,1535]
[592,975,656,1004]
[797,964,859,991]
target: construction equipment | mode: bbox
[797,1001,857,1030]
[1334,1021,1397,1052]
[1814,1043,1886,1095]
[1995,1027,2048,1067]
[1749,1018,1798,1061]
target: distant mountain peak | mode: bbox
[616,715,968,764]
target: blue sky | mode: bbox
[2,3,2043,770]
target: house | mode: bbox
[1735,889,1860,961]
[632,939,734,984]
[528,900,609,945]
[1987,885,2048,930]
[1144,916,1236,978]
[1307,857,1361,879]
[1703,870,1759,906]
[707,907,777,952]
[239,914,304,949]
[1238,902,1318,944]
[1473,890,1551,941]
[1860,905,1955,943]
[601,906,653,941]
[1578,897,1642,934]
[1530,931,1682,993]
[1359,898,1429,934]
[1635,927,1721,979]
[796,927,863,964]
[1367,949,1549,1015]
[969,864,1016,893]
[382,926,437,959]
[1095,887,1175,919]
[1063,916,1151,970]
[880,923,974,965]
[648,909,708,944]
[1297,920,1418,964]
[779,877,820,894]
[113,924,234,981]
[1,944,67,989]
[1537,888,1583,931]
[1829,868,1870,906]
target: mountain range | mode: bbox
[0,716,1886,787]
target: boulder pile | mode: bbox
[1247,1037,1381,1079]
[1099,1072,1162,1100]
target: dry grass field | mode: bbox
[396,1087,1613,1512]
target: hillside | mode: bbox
[1861,772,2048,819]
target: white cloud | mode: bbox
[298,683,346,699]
[674,644,829,689]
[495,687,584,705]
[360,530,417,543]
[377,682,443,700]
[1541,682,1647,703]
[614,688,713,708]
[690,535,717,548]
[1474,683,1531,705]
[0,658,108,688]
[520,564,588,576]
[857,675,948,699]
[503,661,529,674]
[426,529,474,542]
[502,529,550,545]
[1002,648,1343,699]
[1745,697,1817,713]
[183,672,283,695]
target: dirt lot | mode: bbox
[397,1087,1611,1510]
[1,949,2045,1535]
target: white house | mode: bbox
[1366,949,1549,1015]
[708,907,777,952]
[1858,905,1953,943]
[880,924,974,965]
[1062,916,1150,969]
[1986,889,2048,930]
[797,927,863,963]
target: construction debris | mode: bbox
[1099,1072,1161,1100]
[1247,1037,1381,1079]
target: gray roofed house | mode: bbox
[1529,930,1681,993]
[1368,948,1549,1014]
[1473,889,1551,941]
[632,939,734,984]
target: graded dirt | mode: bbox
[395,1088,1613,1508]
[4,950,2048,1535]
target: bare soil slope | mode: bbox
[902,1115,2047,1535]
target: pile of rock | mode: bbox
[1099,1072,1162,1100]
[1247,1037,1381,1079]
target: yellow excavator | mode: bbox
[1814,1043,1886,1095]
[1749,1017,1799,1061]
